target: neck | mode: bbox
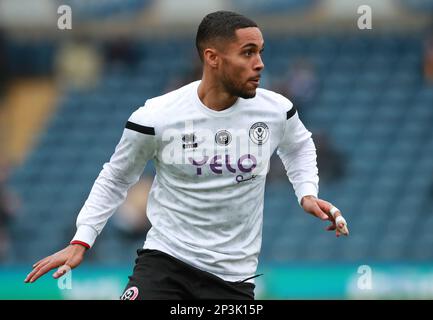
[197,73,238,111]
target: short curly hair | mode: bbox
[195,11,258,61]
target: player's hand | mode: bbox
[301,195,349,237]
[24,244,87,283]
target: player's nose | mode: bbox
[253,54,264,71]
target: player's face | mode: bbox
[218,27,265,99]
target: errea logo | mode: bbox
[182,133,198,149]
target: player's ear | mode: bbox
[203,48,219,69]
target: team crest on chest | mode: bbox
[249,122,269,145]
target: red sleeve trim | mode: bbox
[70,240,90,249]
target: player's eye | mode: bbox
[244,50,254,57]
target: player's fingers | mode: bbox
[53,253,84,279]
[24,269,37,283]
[344,225,350,235]
[25,262,51,283]
[53,264,71,279]
[25,259,52,283]
[338,222,349,236]
[336,216,349,236]
[326,223,336,231]
[302,198,328,220]
[316,199,333,215]
[32,256,51,269]
[28,264,54,283]
[309,203,328,220]
[28,261,61,283]
[25,268,43,283]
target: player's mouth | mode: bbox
[248,76,261,86]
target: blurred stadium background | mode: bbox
[0,0,433,299]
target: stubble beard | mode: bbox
[222,74,256,99]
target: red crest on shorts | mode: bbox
[120,286,139,300]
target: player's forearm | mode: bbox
[72,163,136,247]
[278,137,319,204]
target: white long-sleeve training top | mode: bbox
[71,80,319,282]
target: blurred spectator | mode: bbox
[165,56,202,92]
[314,131,346,184]
[0,161,20,262]
[423,31,433,85]
[55,37,103,90]
[274,58,318,117]
[266,131,345,185]
[266,153,290,183]
[112,176,153,239]
[105,37,140,69]
[0,28,8,101]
